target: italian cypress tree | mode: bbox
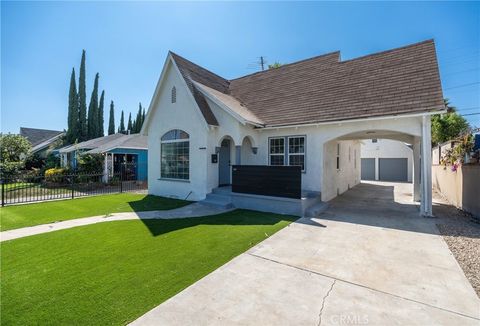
[134,103,142,133]
[87,73,99,139]
[108,101,115,135]
[98,90,105,137]
[142,107,146,128]
[78,50,87,141]
[118,110,125,134]
[127,113,133,133]
[66,68,78,144]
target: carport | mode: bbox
[320,114,436,217]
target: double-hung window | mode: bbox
[161,129,189,180]
[288,136,305,171]
[269,137,285,166]
[269,136,306,171]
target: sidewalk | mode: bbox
[1,203,231,242]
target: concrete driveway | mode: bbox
[131,182,480,325]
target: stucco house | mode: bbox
[141,39,445,216]
[361,139,413,182]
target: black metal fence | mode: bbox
[0,170,147,206]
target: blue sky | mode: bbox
[2,1,479,134]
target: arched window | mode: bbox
[161,129,189,180]
[171,86,176,103]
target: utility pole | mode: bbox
[246,56,267,72]
[260,56,265,71]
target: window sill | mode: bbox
[158,178,190,183]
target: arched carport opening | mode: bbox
[320,124,431,216]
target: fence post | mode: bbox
[120,177,123,193]
[1,179,5,207]
[71,175,75,199]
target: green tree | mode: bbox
[118,110,125,134]
[66,68,79,144]
[268,62,283,69]
[87,73,99,139]
[98,90,105,137]
[142,107,146,129]
[108,101,115,135]
[78,50,88,141]
[0,134,31,177]
[431,99,470,145]
[127,113,133,133]
[133,103,143,133]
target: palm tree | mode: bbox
[444,98,457,113]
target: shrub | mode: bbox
[77,154,104,174]
[45,168,66,183]
[0,134,31,178]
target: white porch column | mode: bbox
[412,137,421,202]
[235,146,241,165]
[420,115,433,216]
[103,153,109,183]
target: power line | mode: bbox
[442,68,480,77]
[444,82,480,90]
[457,107,480,112]
[461,113,480,117]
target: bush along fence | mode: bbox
[0,163,147,206]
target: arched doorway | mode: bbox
[219,138,233,186]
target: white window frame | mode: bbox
[160,130,189,181]
[287,136,306,172]
[268,137,285,166]
[268,135,306,172]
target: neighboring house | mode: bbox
[58,134,148,181]
[361,139,413,182]
[20,127,64,157]
[141,39,445,216]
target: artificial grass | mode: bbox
[0,194,190,231]
[1,210,297,325]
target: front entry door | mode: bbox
[219,139,231,186]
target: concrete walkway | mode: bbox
[0,203,231,242]
[131,182,480,326]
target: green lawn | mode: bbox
[2,182,36,192]
[1,210,297,325]
[0,194,190,231]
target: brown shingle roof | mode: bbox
[170,40,444,127]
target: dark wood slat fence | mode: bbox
[232,165,301,199]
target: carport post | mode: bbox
[412,138,421,202]
[420,115,433,216]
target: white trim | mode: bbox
[141,53,210,135]
[170,57,210,131]
[141,54,172,135]
[30,133,64,153]
[268,136,285,166]
[286,135,306,172]
[193,81,264,127]
[260,110,446,130]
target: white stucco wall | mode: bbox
[361,139,413,182]
[146,62,210,201]
[321,140,361,201]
